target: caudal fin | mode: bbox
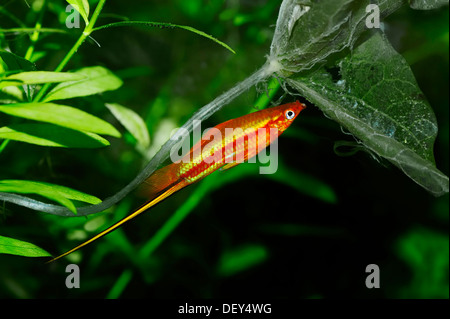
[138,162,181,198]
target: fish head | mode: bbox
[269,100,306,132]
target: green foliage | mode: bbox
[0,180,101,213]
[105,269,133,299]
[217,244,268,277]
[42,66,123,102]
[0,235,51,257]
[272,0,448,195]
[0,71,85,89]
[0,0,448,299]
[0,102,120,137]
[66,0,90,25]
[0,0,237,259]
[0,50,36,73]
[0,123,110,148]
[395,228,449,298]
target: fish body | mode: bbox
[166,100,305,184]
[48,101,306,262]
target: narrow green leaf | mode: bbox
[267,163,337,204]
[0,124,110,148]
[92,21,236,54]
[395,228,449,298]
[0,235,51,257]
[0,50,36,73]
[258,223,346,237]
[42,66,123,102]
[106,269,133,299]
[0,27,67,35]
[0,180,102,204]
[105,103,150,148]
[0,180,102,214]
[66,0,90,25]
[0,56,7,73]
[217,244,268,277]
[0,139,9,154]
[0,71,86,89]
[1,86,24,102]
[0,102,121,137]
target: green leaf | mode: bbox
[395,228,449,298]
[0,102,121,137]
[286,33,449,196]
[0,71,86,89]
[0,27,67,36]
[0,235,51,257]
[409,0,449,10]
[66,0,90,25]
[106,269,134,299]
[0,86,24,102]
[217,244,268,277]
[270,0,404,75]
[42,66,123,102]
[92,21,235,54]
[105,103,150,148]
[0,50,36,73]
[0,180,102,214]
[0,123,110,148]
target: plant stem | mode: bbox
[24,0,47,61]
[23,0,47,101]
[33,0,107,102]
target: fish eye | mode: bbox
[285,109,295,120]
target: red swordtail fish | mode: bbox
[48,101,306,263]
